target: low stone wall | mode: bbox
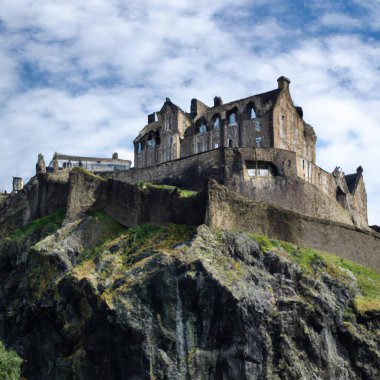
[103,180,206,227]
[108,149,224,191]
[206,181,380,273]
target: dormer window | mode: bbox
[199,122,207,134]
[229,112,237,126]
[213,117,220,129]
[251,107,256,119]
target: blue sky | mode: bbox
[0,0,379,224]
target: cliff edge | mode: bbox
[0,208,379,379]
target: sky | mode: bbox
[0,0,379,224]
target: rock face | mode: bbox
[0,212,379,379]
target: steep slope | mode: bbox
[0,212,379,379]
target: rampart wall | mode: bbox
[107,148,357,227]
[206,181,380,272]
[110,149,224,191]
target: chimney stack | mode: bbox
[277,76,291,91]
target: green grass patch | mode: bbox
[72,167,106,182]
[77,211,126,262]
[77,223,195,277]
[138,182,198,198]
[0,209,66,249]
[248,233,274,252]
[249,233,380,314]
[0,341,22,380]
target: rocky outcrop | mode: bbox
[0,211,379,379]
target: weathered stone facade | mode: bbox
[129,77,368,229]
[46,152,131,174]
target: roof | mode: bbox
[207,89,279,112]
[54,153,131,164]
[345,173,359,194]
[134,88,280,142]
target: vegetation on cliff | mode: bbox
[250,233,380,314]
[0,341,22,380]
[0,209,379,379]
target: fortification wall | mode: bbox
[223,149,354,226]
[109,149,224,191]
[103,180,205,227]
[206,181,380,272]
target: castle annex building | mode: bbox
[128,77,368,229]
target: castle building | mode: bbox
[47,152,131,173]
[130,77,368,229]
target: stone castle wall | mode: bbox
[109,148,357,227]
[109,149,224,191]
[206,181,380,272]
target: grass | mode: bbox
[249,233,380,314]
[77,211,126,263]
[72,167,106,182]
[138,182,198,198]
[0,209,66,249]
[74,223,195,284]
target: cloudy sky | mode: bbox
[0,0,379,224]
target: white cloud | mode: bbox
[0,0,379,225]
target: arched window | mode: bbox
[199,121,207,134]
[213,117,220,129]
[251,107,256,119]
[229,112,237,126]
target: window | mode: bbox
[229,112,237,126]
[251,107,256,119]
[228,139,233,148]
[199,122,207,134]
[137,142,142,153]
[255,137,262,147]
[165,117,172,130]
[214,143,219,148]
[248,168,269,177]
[213,117,220,129]
[302,160,305,170]
[255,121,261,132]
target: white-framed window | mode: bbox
[255,137,262,147]
[214,117,220,129]
[229,112,237,126]
[251,107,256,119]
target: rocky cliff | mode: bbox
[0,204,379,379]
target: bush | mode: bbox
[0,341,22,379]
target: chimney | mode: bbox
[277,76,291,91]
[214,96,223,107]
